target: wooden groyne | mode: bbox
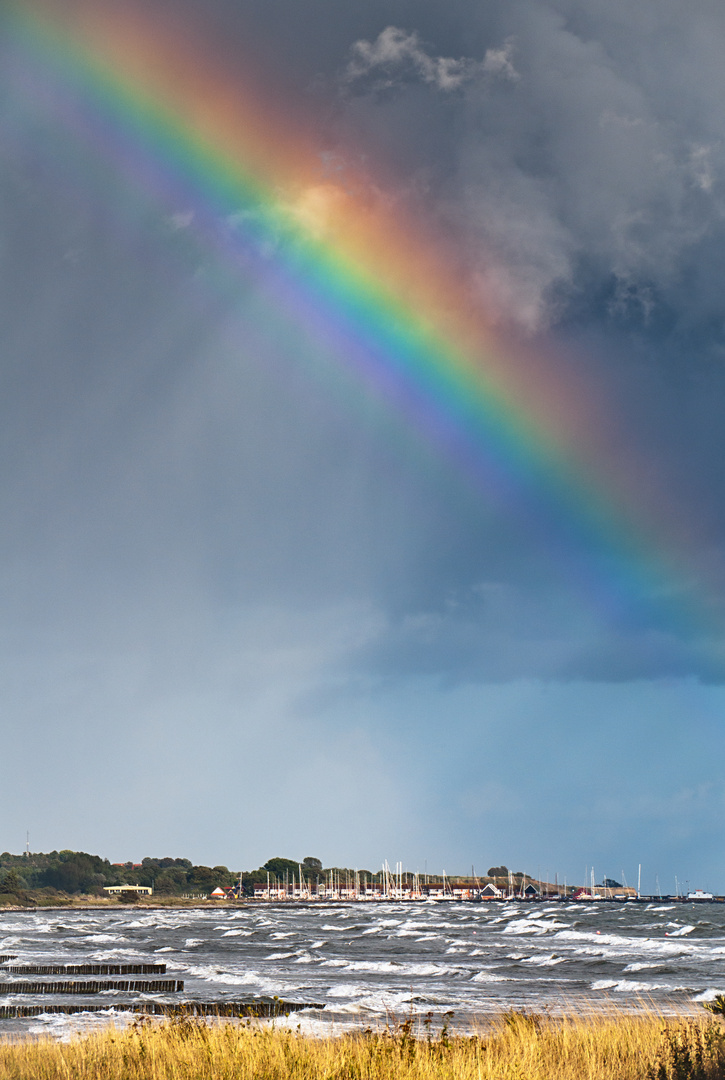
[0,999,324,1019]
[0,980,183,994]
[1,964,166,975]
[0,948,323,1023]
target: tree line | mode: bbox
[0,852,350,899]
[0,851,525,900]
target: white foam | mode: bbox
[591,979,674,993]
[555,929,684,952]
[181,964,297,997]
[268,1014,359,1037]
[693,988,724,1002]
[330,989,418,1016]
[89,949,145,960]
[25,1008,135,1041]
[502,918,567,936]
[321,958,455,977]
[327,982,367,998]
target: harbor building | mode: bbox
[103,884,153,896]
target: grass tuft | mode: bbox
[0,1008,722,1080]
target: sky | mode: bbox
[2,0,725,893]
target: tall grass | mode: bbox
[0,1009,723,1080]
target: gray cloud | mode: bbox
[336,1,725,334]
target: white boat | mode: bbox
[687,889,714,900]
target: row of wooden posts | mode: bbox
[2,963,166,975]
[0,999,324,1019]
[0,980,184,994]
[0,945,323,1019]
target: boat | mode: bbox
[687,889,714,900]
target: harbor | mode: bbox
[240,863,721,904]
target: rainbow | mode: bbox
[4,0,720,656]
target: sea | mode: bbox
[1,900,724,1038]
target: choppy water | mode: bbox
[1,901,724,1038]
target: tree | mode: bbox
[187,865,226,893]
[488,866,508,878]
[41,852,107,894]
[302,857,322,873]
[263,857,301,879]
[1,868,25,894]
[153,867,190,895]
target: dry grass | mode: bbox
[0,1008,723,1080]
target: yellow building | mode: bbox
[103,884,153,896]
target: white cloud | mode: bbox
[689,145,715,193]
[346,26,471,91]
[482,38,519,81]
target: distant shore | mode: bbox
[0,893,723,912]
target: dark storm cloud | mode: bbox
[332,0,725,336]
[323,0,725,683]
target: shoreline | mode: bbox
[0,895,722,912]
